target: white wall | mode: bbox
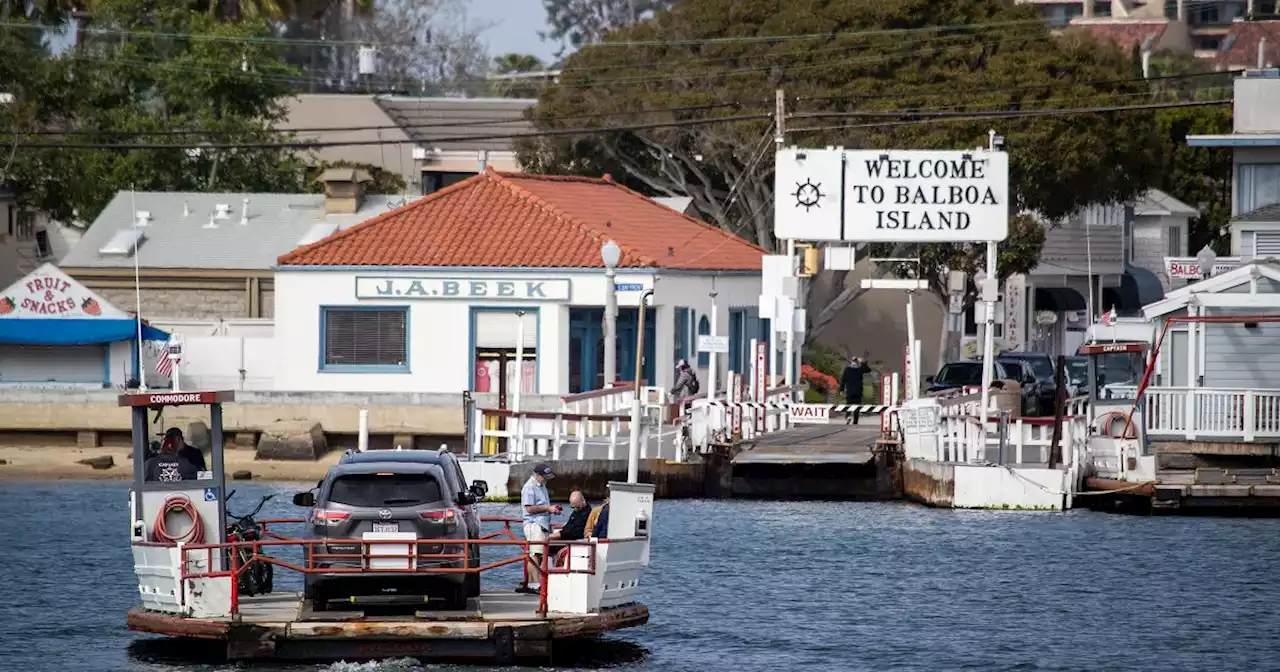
[654,274,763,392]
[274,269,761,395]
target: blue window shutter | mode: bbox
[697,315,710,367]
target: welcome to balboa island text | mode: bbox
[849,155,999,232]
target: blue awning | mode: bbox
[0,318,169,345]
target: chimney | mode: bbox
[318,167,372,215]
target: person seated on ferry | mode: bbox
[585,498,610,540]
[144,434,199,482]
[549,491,591,545]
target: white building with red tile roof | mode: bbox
[272,169,774,396]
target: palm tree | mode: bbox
[492,52,545,75]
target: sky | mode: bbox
[466,0,559,64]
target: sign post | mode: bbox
[754,340,767,432]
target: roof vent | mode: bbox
[182,201,190,218]
[214,203,232,220]
[99,229,145,256]
[296,222,340,247]
[203,214,218,229]
[240,198,250,226]
[134,210,151,227]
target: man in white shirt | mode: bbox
[517,462,561,594]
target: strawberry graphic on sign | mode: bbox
[81,297,101,316]
[0,297,12,315]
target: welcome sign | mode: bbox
[774,148,1009,243]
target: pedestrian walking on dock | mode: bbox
[841,356,873,425]
[670,359,700,401]
[517,462,561,595]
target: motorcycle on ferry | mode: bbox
[225,491,275,596]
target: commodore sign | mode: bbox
[844,150,1009,242]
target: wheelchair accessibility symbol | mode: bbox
[203,488,217,502]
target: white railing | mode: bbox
[682,385,796,449]
[560,384,664,436]
[937,407,1088,468]
[1143,387,1280,441]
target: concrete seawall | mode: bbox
[0,389,563,449]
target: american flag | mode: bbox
[1100,307,1117,327]
[156,342,176,377]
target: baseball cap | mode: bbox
[533,463,555,479]
[164,427,184,439]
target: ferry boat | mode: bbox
[122,390,653,663]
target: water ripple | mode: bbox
[0,482,1277,671]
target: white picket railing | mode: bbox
[937,407,1089,467]
[1143,387,1280,441]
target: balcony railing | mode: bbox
[1143,387,1280,441]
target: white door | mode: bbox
[0,345,105,386]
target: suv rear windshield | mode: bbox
[328,473,443,507]
[936,363,982,385]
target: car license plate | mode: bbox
[372,522,399,533]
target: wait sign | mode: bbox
[789,403,831,424]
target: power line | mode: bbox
[8,99,1230,151]
[0,17,1050,49]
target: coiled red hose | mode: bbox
[152,495,205,545]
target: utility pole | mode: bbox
[775,89,800,400]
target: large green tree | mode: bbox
[1,2,306,224]
[540,0,675,57]
[518,0,1163,337]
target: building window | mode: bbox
[14,211,34,241]
[1236,164,1280,214]
[422,170,475,195]
[1198,37,1221,51]
[320,307,409,371]
[696,315,710,368]
[1193,5,1220,24]
[34,229,52,258]
[1167,226,1182,257]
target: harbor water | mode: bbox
[1,480,1278,671]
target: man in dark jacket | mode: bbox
[549,491,591,553]
[840,357,873,425]
[166,427,207,474]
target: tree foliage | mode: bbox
[306,159,406,195]
[540,0,674,56]
[1,2,307,224]
[518,0,1164,336]
[1153,105,1233,255]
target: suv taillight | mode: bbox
[420,509,456,521]
[312,509,350,526]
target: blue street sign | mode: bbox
[614,283,644,292]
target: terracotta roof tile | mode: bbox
[278,169,766,271]
[1218,20,1280,68]
[1068,20,1169,52]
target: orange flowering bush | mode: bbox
[801,364,839,395]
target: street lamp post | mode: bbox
[601,240,621,388]
[628,289,654,483]
[1196,245,1218,280]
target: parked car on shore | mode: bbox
[924,360,1042,416]
[994,352,1058,414]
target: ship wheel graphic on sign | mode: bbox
[792,179,823,211]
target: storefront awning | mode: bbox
[1034,287,1087,312]
[1106,264,1166,315]
[0,318,169,345]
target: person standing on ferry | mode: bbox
[517,463,560,595]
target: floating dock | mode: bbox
[128,592,647,662]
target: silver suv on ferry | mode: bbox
[292,452,487,611]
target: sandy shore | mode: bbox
[0,445,344,482]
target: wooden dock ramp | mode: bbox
[729,424,889,499]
